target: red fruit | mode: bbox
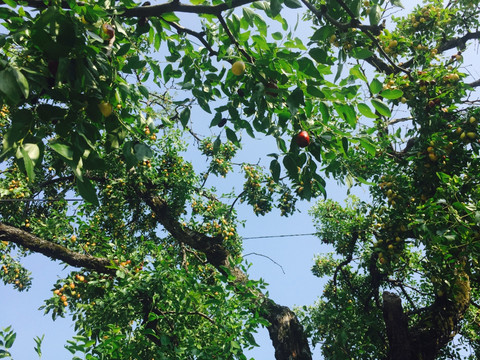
[296,131,310,148]
[266,81,279,97]
[48,60,59,76]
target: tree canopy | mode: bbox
[1,0,480,359]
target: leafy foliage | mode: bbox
[0,0,480,359]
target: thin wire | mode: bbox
[243,233,317,240]
[0,198,318,241]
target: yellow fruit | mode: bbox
[428,153,438,162]
[467,132,476,139]
[469,116,477,124]
[98,102,113,117]
[389,40,398,48]
[231,61,246,76]
[427,146,434,153]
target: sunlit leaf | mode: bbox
[371,98,392,117]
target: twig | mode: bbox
[243,252,285,274]
[216,14,254,63]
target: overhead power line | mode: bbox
[243,233,317,240]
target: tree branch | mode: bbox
[217,14,254,63]
[0,222,115,275]
[166,20,218,57]
[138,191,313,360]
[438,30,480,53]
[382,291,412,360]
[121,0,258,17]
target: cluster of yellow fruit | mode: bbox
[53,280,81,307]
[144,126,157,140]
[0,105,8,125]
[456,116,477,142]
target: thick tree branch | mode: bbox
[4,0,258,16]
[438,30,480,52]
[382,291,412,360]
[139,191,313,360]
[468,79,480,88]
[0,222,115,275]
[382,267,471,360]
[121,0,257,17]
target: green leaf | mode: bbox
[286,87,304,115]
[2,0,16,7]
[309,48,334,65]
[359,137,376,156]
[0,349,12,358]
[161,13,180,22]
[0,68,22,103]
[19,146,35,181]
[4,331,15,349]
[50,142,73,160]
[369,4,382,25]
[341,137,349,155]
[350,47,374,60]
[306,86,325,98]
[357,103,378,119]
[23,143,41,163]
[11,67,29,99]
[283,154,298,178]
[225,127,239,146]
[379,89,403,100]
[272,32,283,40]
[76,178,98,206]
[390,0,404,8]
[284,0,302,9]
[371,98,392,117]
[134,143,153,161]
[269,0,283,17]
[369,79,383,94]
[179,107,191,128]
[270,159,281,182]
[349,65,367,82]
[334,103,357,128]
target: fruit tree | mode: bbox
[1,0,480,359]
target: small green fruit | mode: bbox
[98,102,113,117]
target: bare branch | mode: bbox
[243,252,285,274]
[166,21,218,57]
[468,79,480,88]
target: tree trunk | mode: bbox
[382,270,470,360]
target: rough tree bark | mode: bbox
[382,269,471,360]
